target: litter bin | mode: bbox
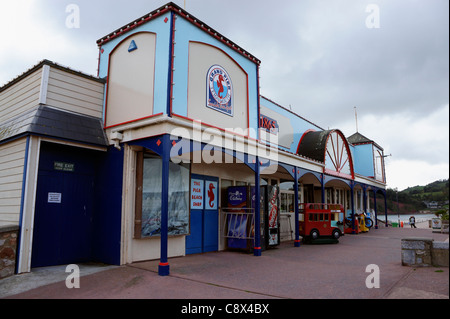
[392,222,398,227]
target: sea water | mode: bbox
[384,214,437,224]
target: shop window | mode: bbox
[134,152,190,239]
[279,180,294,191]
[280,192,294,213]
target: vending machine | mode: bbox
[263,185,280,247]
[226,186,252,250]
[225,185,280,251]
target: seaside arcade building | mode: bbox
[0,2,388,276]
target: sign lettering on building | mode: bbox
[259,114,279,135]
[190,179,204,209]
[54,161,75,172]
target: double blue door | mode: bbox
[31,143,97,268]
[186,174,219,255]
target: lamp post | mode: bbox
[396,188,400,227]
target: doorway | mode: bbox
[186,174,219,254]
[31,142,99,268]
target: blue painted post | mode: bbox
[350,183,356,234]
[166,11,175,117]
[374,190,378,229]
[363,186,367,215]
[254,157,261,256]
[321,174,325,204]
[294,168,301,247]
[159,134,170,276]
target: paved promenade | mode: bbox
[1,226,448,301]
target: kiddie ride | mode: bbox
[298,203,344,244]
[344,212,373,234]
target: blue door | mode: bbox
[186,174,219,255]
[31,143,97,268]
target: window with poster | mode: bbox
[134,151,190,239]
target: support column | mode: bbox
[350,182,356,234]
[384,191,388,227]
[374,190,378,229]
[159,134,170,276]
[321,174,325,204]
[253,157,261,256]
[363,185,367,215]
[294,168,301,247]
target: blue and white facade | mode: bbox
[0,2,387,275]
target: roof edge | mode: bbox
[96,2,261,65]
[0,59,104,93]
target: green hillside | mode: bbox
[379,179,449,215]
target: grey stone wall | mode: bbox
[0,225,19,279]
[401,237,449,267]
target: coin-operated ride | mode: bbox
[298,203,344,243]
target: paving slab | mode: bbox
[1,226,448,300]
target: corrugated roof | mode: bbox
[297,130,332,163]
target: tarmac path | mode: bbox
[1,226,448,301]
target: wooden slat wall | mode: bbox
[46,67,104,119]
[0,70,41,124]
[0,138,27,226]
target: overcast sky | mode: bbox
[0,0,448,191]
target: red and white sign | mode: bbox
[190,179,204,209]
[205,181,217,210]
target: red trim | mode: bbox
[104,113,164,130]
[296,129,316,154]
[254,247,261,250]
[324,168,353,180]
[97,7,171,46]
[159,262,169,266]
[172,113,258,143]
[96,3,260,65]
[323,130,355,179]
[103,31,157,129]
[173,9,260,65]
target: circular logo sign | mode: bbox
[206,65,233,116]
